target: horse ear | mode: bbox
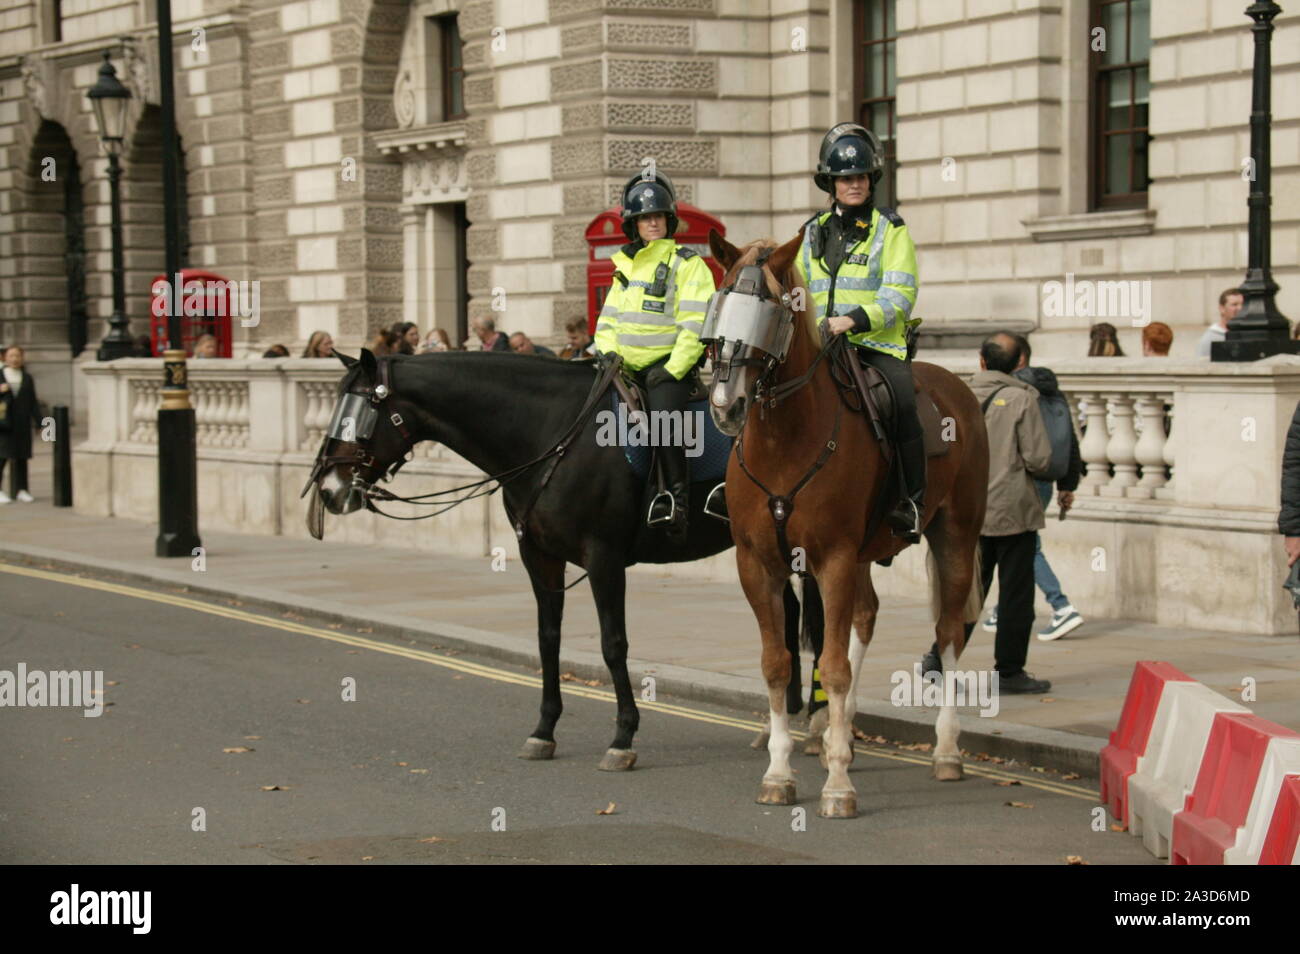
[709,229,740,272]
[335,350,358,369]
[765,231,804,284]
[359,347,378,378]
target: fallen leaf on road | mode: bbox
[125,644,141,650]
[1065,855,1088,865]
[596,802,617,815]
[355,627,372,634]
[327,623,343,630]
[1030,766,1046,773]
[1110,824,1127,832]
[62,737,74,743]
[1063,772,1081,780]
[53,612,64,617]
[295,699,311,704]
[409,769,429,774]
[361,856,374,861]
[418,836,443,844]
[244,735,261,741]
[1039,697,1055,703]
[223,746,253,754]
[1005,801,1034,809]
[396,761,408,767]
[106,681,119,687]
[260,785,287,791]
[995,780,1021,787]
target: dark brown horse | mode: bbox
[706,230,989,818]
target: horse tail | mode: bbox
[787,573,814,654]
[963,545,984,624]
[926,544,985,625]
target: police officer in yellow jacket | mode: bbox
[594,173,716,537]
[796,123,925,542]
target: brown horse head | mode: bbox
[705,229,814,436]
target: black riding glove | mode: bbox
[645,365,677,389]
[845,306,873,334]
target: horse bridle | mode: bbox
[299,357,415,503]
[703,247,795,402]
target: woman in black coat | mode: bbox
[0,345,44,503]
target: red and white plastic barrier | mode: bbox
[1103,662,1300,865]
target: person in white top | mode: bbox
[1197,288,1244,357]
[0,345,42,503]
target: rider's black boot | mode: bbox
[650,444,690,540]
[887,434,926,544]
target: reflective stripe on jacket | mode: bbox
[593,238,715,378]
[795,207,920,360]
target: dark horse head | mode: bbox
[301,348,421,537]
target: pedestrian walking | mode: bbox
[1141,322,1173,356]
[1279,398,1300,567]
[988,334,1085,641]
[0,345,44,503]
[1087,322,1125,356]
[922,332,1054,693]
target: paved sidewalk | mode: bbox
[2,442,1298,776]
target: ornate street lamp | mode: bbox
[87,50,135,361]
[1213,1,1295,360]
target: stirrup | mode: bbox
[703,482,729,523]
[647,489,677,527]
[889,496,922,540]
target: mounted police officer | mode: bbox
[796,123,924,542]
[594,172,716,538]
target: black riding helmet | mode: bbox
[620,171,679,241]
[813,122,884,194]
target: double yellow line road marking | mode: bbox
[1,560,1097,802]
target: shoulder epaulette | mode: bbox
[878,206,905,227]
[675,246,698,260]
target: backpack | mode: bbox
[980,385,1072,484]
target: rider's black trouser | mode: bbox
[857,348,921,444]
[633,357,694,490]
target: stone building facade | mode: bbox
[0,0,1297,420]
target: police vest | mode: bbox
[795,206,920,360]
[593,238,715,378]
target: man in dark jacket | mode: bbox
[1008,335,1085,641]
[1280,400,1300,566]
[0,345,43,503]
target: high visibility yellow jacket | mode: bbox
[593,238,715,379]
[795,206,921,360]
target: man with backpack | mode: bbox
[978,336,1086,640]
[921,332,1054,693]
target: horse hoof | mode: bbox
[803,736,822,756]
[598,748,637,772]
[818,791,858,819]
[933,758,964,782]
[517,737,556,760]
[756,779,797,805]
[751,730,770,750]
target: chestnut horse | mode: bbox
[706,230,989,818]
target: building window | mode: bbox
[1090,0,1151,209]
[853,0,897,208]
[439,15,465,122]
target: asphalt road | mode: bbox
[0,560,1154,865]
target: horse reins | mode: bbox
[346,355,626,592]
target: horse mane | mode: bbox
[733,238,819,355]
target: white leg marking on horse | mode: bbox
[766,707,795,782]
[847,624,866,726]
[934,645,961,763]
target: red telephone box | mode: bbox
[148,269,237,357]
[584,203,726,336]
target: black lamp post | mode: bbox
[1213,1,1295,361]
[88,50,135,361]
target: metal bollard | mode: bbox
[53,405,72,507]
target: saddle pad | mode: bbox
[604,391,734,484]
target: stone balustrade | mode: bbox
[73,354,1300,635]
